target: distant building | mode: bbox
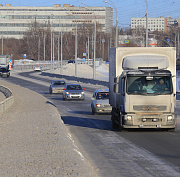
[0,4,113,39]
[131,17,177,33]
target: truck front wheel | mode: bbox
[111,110,118,129]
[168,128,175,132]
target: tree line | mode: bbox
[0,22,179,61]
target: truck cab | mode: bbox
[109,47,176,131]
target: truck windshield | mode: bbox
[127,76,172,95]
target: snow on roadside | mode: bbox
[52,63,109,81]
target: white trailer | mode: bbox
[109,47,176,131]
[0,55,10,67]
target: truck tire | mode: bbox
[168,128,175,132]
[111,111,118,129]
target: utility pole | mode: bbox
[61,30,63,74]
[88,35,89,65]
[104,0,118,47]
[44,34,46,61]
[145,0,148,47]
[1,35,3,55]
[93,22,96,79]
[178,28,179,58]
[75,25,77,77]
[58,32,60,71]
[53,32,54,70]
[38,36,40,61]
[51,32,52,72]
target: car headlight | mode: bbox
[81,92,84,94]
[66,92,70,94]
[167,115,173,121]
[96,104,101,107]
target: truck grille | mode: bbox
[133,105,167,111]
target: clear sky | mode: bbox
[1,0,180,27]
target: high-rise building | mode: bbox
[131,17,177,33]
[0,4,113,39]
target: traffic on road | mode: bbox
[2,69,180,177]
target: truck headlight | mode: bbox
[167,115,173,121]
[81,92,84,94]
[125,115,132,121]
[66,92,70,94]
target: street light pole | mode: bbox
[2,35,3,55]
[104,0,118,47]
[82,2,97,78]
[93,22,96,79]
[61,29,63,74]
[75,25,77,77]
[145,0,148,47]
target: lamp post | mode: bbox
[104,0,118,47]
[81,2,96,79]
[145,0,148,47]
[1,35,3,55]
[75,25,77,77]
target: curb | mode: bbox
[0,85,14,113]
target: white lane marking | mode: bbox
[74,148,85,161]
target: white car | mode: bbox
[34,66,42,72]
[91,89,112,115]
[49,80,66,94]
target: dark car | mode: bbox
[63,84,85,100]
[68,59,75,63]
[49,80,66,94]
[0,67,10,77]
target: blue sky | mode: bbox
[1,0,180,27]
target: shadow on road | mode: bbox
[61,115,111,130]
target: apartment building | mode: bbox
[0,4,113,39]
[131,17,177,33]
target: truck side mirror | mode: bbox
[114,77,119,84]
[114,84,119,93]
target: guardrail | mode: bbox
[0,85,14,113]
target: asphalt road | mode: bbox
[3,70,180,177]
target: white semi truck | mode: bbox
[0,55,11,77]
[0,55,11,67]
[109,47,176,131]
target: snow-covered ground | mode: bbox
[50,63,109,82]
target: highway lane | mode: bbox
[3,71,180,177]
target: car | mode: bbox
[91,89,112,115]
[63,84,85,100]
[34,66,42,72]
[68,59,75,63]
[49,80,66,94]
[0,67,10,77]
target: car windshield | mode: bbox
[96,92,109,99]
[53,81,65,85]
[0,68,8,72]
[127,76,172,95]
[67,85,82,90]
